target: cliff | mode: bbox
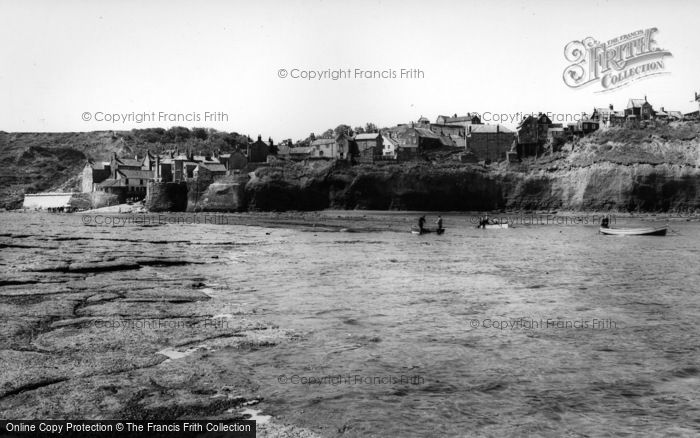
[236,122,700,213]
[4,122,700,213]
[187,175,247,212]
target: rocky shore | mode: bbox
[0,213,322,437]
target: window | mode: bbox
[140,179,144,185]
[125,178,129,185]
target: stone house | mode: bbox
[310,138,338,159]
[354,133,383,163]
[467,124,515,162]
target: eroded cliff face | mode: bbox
[166,162,699,213]
[187,176,247,212]
[145,182,188,212]
[502,163,700,212]
[148,123,700,213]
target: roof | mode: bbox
[311,138,336,146]
[668,111,684,119]
[355,133,380,140]
[417,116,430,122]
[200,163,227,172]
[469,124,513,134]
[381,136,398,147]
[413,127,440,138]
[98,179,124,188]
[117,169,154,179]
[655,110,668,116]
[628,98,649,108]
[548,127,566,132]
[116,158,142,167]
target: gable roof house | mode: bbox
[591,105,626,128]
[247,135,270,163]
[381,135,399,159]
[625,97,654,121]
[391,126,443,160]
[516,113,552,157]
[467,124,515,163]
[109,153,142,179]
[310,138,339,159]
[81,160,111,193]
[335,132,356,161]
[354,132,384,163]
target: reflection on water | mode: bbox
[2,212,699,436]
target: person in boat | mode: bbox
[600,215,610,229]
[418,215,426,233]
[478,214,490,228]
[436,215,443,232]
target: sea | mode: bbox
[1,211,699,437]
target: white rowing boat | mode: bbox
[599,226,667,236]
[478,223,509,229]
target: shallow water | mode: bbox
[2,212,699,436]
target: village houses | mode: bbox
[80,92,699,202]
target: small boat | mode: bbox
[411,226,445,235]
[599,226,667,236]
[477,223,509,229]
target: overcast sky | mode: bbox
[1,0,698,140]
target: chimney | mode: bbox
[644,95,647,102]
[258,134,262,142]
[609,104,613,110]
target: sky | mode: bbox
[1,0,699,141]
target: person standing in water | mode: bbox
[436,215,443,232]
[418,215,426,233]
